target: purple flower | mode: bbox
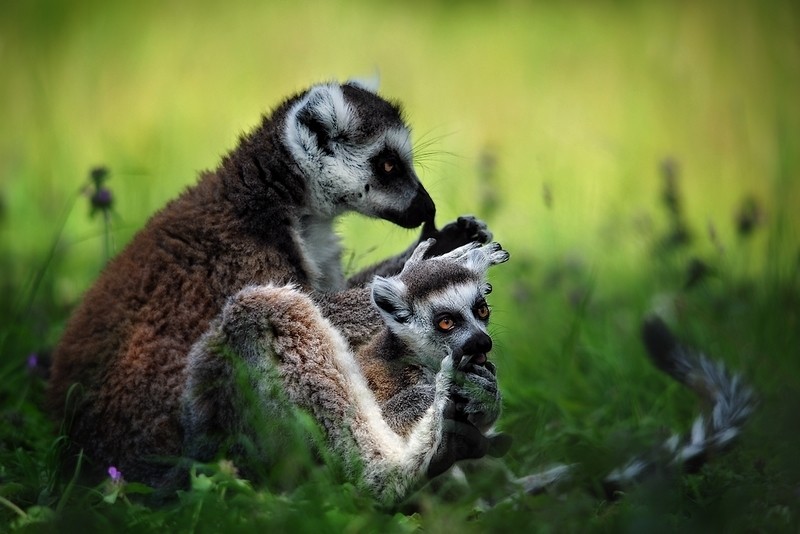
[91,187,114,212]
[27,353,38,370]
[108,466,123,483]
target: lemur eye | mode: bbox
[475,303,490,320]
[436,315,456,332]
[375,153,403,181]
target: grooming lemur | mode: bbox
[182,240,510,504]
[48,81,494,489]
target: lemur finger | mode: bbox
[453,367,498,395]
[455,378,498,402]
[482,242,510,265]
[407,238,437,265]
[453,378,499,414]
[463,361,497,379]
[454,363,498,392]
[456,215,493,243]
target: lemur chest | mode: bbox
[296,217,345,292]
[359,357,429,404]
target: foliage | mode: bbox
[1,0,799,532]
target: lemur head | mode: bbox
[371,240,509,370]
[283,82,435,228]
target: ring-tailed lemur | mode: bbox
[181,240,510,504]
[47,81,491,488]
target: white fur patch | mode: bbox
[297,218,346,292]
[347,74,381,93]
[384,127,413,162]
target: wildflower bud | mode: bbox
[90,166,110,187]
[108,466,123,483]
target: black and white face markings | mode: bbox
[283,82,434,228]
[371,240,509,370]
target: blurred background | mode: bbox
[1,0,798,530]
[2,0,797,300]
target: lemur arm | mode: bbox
[346,216,493,287]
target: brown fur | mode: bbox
[49,170,313,483]
[357,334,425,407]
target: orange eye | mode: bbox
[437,316,455,332]
[476,304,490,320]
[383,160,395,174]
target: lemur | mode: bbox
[48,81,492,489]
[181,240,510,505]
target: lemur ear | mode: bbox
[346,74,380,94]
[285,83,357,158]
[371,276,411,324]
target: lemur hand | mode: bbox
[420,216,492,258]
[452,362,501,433]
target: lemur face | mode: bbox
[283,82,434,228]
[371,241,509,370]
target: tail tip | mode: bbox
[641,315,678,363]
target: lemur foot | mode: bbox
[428,396,491,478]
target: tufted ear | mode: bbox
[371,275,411,326]
[284,83,358,159]
[346,74,380,94]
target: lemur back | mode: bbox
[47,82,489,488]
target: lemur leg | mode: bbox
[183,284,488,505]
[347,216,493,286]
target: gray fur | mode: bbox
[181,242,510,504]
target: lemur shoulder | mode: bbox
[48,81,491,488]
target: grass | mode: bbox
[1,0,799,531]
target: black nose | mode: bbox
[464,332,492,356]
[388,185,435,229]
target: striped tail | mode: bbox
[601,316,756,498]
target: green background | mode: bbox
[1,0,798,531]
